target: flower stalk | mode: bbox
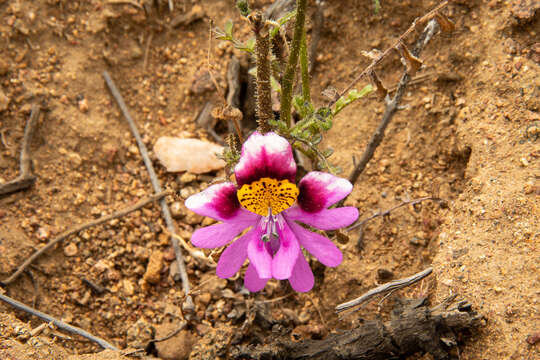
[250,12,273,134]
[299,27,310,103]
[280,0,307,128]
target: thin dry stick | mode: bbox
[330,0,448,107]
[347,196,443,232]
[0,104,40,196]
[1,190,170,286]
[335,267,433,313]
[0,292,118,350]
[102,71,194,311]
[347,19,440,189]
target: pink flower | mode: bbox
[185,132,358,292]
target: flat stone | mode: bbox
[154,137,225,174]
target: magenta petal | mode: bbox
[247,227,272,279]
[186,182,258,222]
[191,222,251,248]
[244,263,269,292]
[216,228,254,278]
[287,220,342,267]
[297,172,353,212]
[285,206,359,230]
[272,220,300,280]
[234,132,296,186]
[288,253,314,293]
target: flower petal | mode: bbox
[247,226,272,279]
[285,206,359,230]
[297,172,353,212]
[216,228,254,278]
[234,132,296,187]
[186,182,258,222]
[288,220,342,267]
[191,222,251,248]
[288,253,314,292]
[272,220,300,280]
[244,263,269,292]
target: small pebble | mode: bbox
[143,251,164,285]
[78,97,88,112]
[64,243,78,257]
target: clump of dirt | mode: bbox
[0,0,538,359]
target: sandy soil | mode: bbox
[0,0,538,359]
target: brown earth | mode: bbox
[0,0,538,359]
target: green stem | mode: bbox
[300,27,310,103]
[280,0,307,128]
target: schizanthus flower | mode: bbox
[185,132,358,292]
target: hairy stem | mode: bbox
[280,0,307,128]
[252,13,273,133]
[299,27,310,103]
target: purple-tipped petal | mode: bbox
[191,222,251,248]
[287,220,342,267]
[297,172,353,212]
[244,263,269,292]
[288,253,314,293]
[272,220,300,280]
[285,206,359,230]
[247,227,272,279]
[216,228,254,278]
[186,182,258,222]
[234,132,296,187]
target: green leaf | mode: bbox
[270,10,296,38]
[333,84,373,115]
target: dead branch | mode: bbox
[232,296,482,360]
[102,71,194,312]
[348,19,440,188]
[336,267,433,313]
[0,292,118,350]
[0,190,170,286]
[0,104,40,196]
[331,0,449,107]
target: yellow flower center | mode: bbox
[237,177,299,217]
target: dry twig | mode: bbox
[0,104,40,196]
[102,71,194,311]
[330,1,449,107]
[335,267,433,314]
[1,190,170,286]
[0,292,118,350]
[347,19,440,188]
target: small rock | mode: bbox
[185,211,204,225]
[190,68,218,94]
[78,97,89,112]
[143,251,164,285]
[154,137,225,174]
[377,268,394,282]
[155,322,195,360]
[122,279,135,296]
[178,172,197,184]
[170,201,188,219]
[64,243,78,257]
[197,292,212,307]
[36,226,50,240]
[0,87,9,111]
[126,318,155,349]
